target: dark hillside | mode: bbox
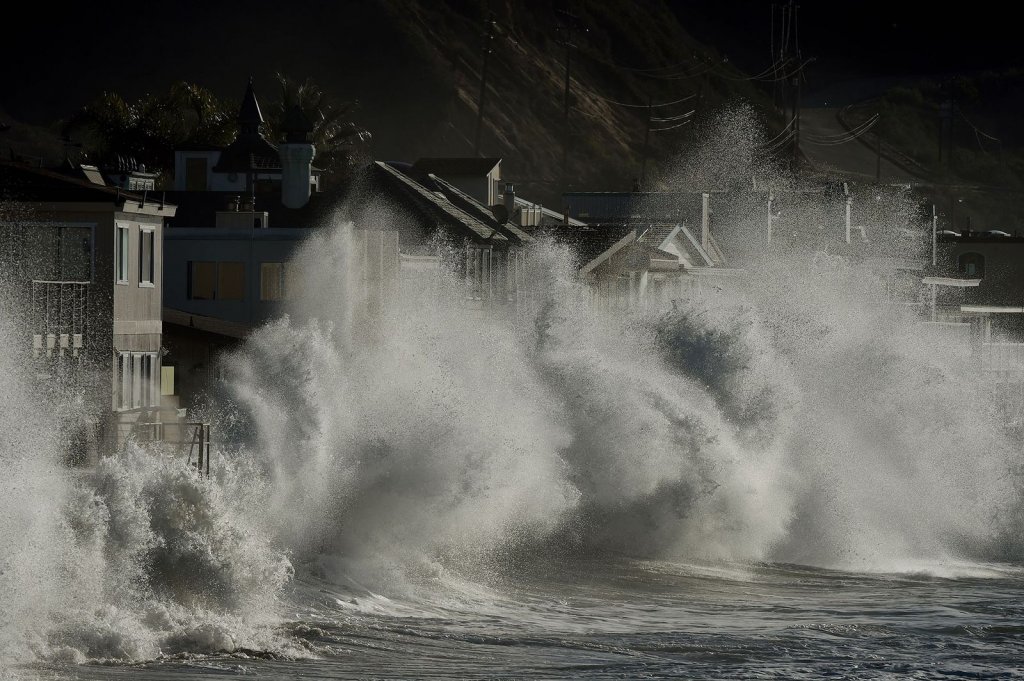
[0,1,776,204]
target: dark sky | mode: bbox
[1,1,1019,124]
[671,1,1023,86]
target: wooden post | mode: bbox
[875,133,882,182]
[845,188,852,244]
[701,192,710,249]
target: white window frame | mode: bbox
[115,350,160,411]
[115,222,130,285]
[138,226,155,288]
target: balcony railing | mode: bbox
[107,414,213,477]
[30,280,89,358]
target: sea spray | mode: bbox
[0,293,78,667]
[222,228,793,584]
[219,173,1022,582]
[1,280,295,668]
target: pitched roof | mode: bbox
[0,161,175,216]
[372,161,507,244]
[412,157,501,177]
[536,224,636,269]
[426,173,532,245]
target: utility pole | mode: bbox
[770,4,778,110]
[780,0,802,173]
[473,15,497,157]
[875,133,882,182]
[792,70,801,171]
[939,90,954,170]
[932,204,938,267]
[639,95,653,187]
[556,6,581,195]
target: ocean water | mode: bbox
[60,559,1024,680]
[4,123,1024,678]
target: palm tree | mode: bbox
[61,82,235,182]
[266,73,371,182]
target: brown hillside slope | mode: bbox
[380,0,775,203]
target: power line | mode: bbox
[803,114,879,145]
[556,5,586,194]
[760,116,798,147]
[650,110,695,123]
[577,88,697,109]
[650,119,693,132]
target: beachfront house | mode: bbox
[0,160,179,463]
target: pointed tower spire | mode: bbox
[238,77,264,136]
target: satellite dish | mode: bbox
[490,204,509,223]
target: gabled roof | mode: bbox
[636,224,678,249]
[426,173,532,245]
[412,157,501,177]
[675,225,716,267]
[372,161,507,244]
[578,224,691,275]
[536,224,636,270]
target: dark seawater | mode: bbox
[62,560,1024,680]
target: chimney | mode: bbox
[503,182,515,213]
[279,104,316,209]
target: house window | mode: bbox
[139,228,155,286]
[117,352,129,410]
[958,252,985,277]
[466,246,492,301]
[116,224,130,284]
[260,262,287,301]
[185,157,208,191]
[188,261,217,300]
[218,262,245,300]
[116,351,159,410]
[188,261,245,300]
